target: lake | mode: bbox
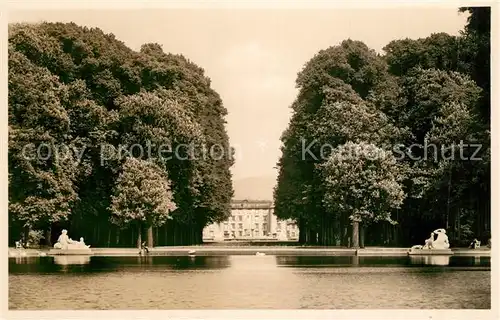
[9,255,490,309]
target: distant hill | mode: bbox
[232,175,277,201]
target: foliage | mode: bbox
[110,158,177,228]
[27,230,45,247]
[274,8,490,246]
[8,22,233,246]
[320,142,406,224]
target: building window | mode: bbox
[231,223,235,229]
[255,223,259,230]
[238,216,242,221]
[238,231,243,236]
[263,223,267,230]
[238,223,243,229]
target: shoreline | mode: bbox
[8,246,491,257]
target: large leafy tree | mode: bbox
[378,7,490,244]
[8,47,81,244]
[274,40,400,245]
[274,8,490,246]
[110,158,177,248]
[8,22,233,247]
[320,142,406,247]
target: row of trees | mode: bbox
[8,22,234,248]
[274,7,491,247]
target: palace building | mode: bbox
[202,200,299,241]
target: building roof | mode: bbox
[231,199,274,209]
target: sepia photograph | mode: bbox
[3,0,497,318]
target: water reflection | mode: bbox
[409,255,450,266]
[276,256,355,267]
[9,255,491,309]
[53,255,91,266]
[275,255,490,268]
[13,256,31,264]
[9,255,490,274]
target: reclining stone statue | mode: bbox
[409,228,451,254]
[53,230,90,250]
[431,228,450,249]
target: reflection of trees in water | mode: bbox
[275,255,490,268]
[9,255,232,274]
[166,256,231,270]
[106,256,232,270]
[82,256,232,271]
[9,255,489,277]
[275,256,353,267]
[9,256,98,274]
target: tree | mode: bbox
[8,46,80,245]
[274,39,401,246]
[109,157,177,248]
[383,33,461,77]
[459,7,490,123]
[274,8,490,247]
[9,22,233,247]
[320,142,406,247]
[395,68,485,244]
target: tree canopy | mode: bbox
[8,22,233,246]
[274,7,490,246]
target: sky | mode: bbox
[9,8,469,181]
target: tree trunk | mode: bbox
[137,225,142,249]
[298,218,306,244]
[352,221,360,248]
[155,227,159,246]
[446,167,452,229]
[359,224,365,248]
[308,229,317,245]
[45,226,52,248]
[147,226,154,248]
[107,228,111,247]
[116,230,120,247]
[96,223,100,247]
[23,225,30,245]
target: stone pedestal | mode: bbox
[49,248,92,255]
[408,248,453,255]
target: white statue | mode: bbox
[423,232,434,249]
[53,230,74,249]
[432,228,450,249]
[409,228,451,253]
[53,230,90,250]
[75,237,90,249]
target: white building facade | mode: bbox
[202,200,299,241]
